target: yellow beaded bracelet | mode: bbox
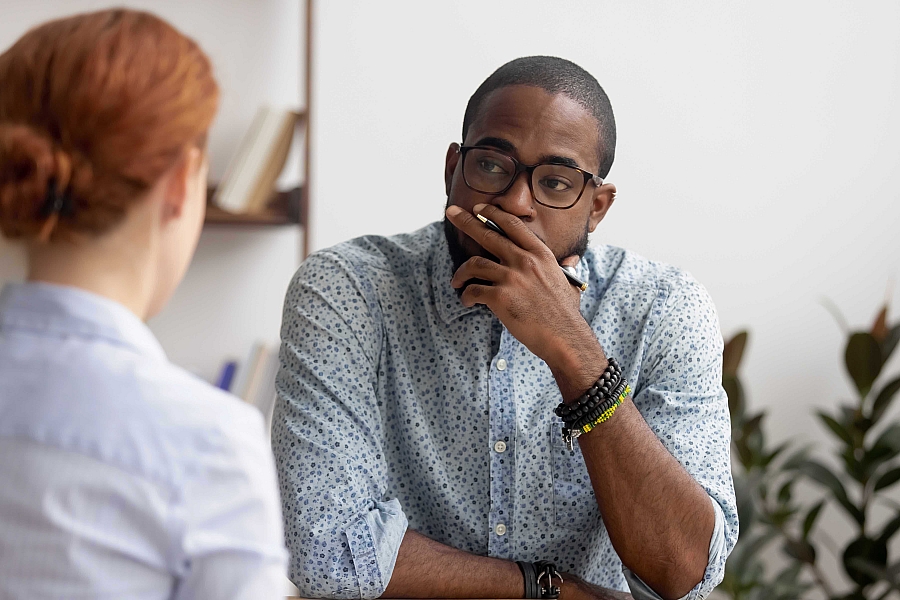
[579,384,631,434]
[562,384,631,450]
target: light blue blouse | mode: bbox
[0,282,288,599]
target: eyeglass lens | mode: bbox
[463,147,585,208]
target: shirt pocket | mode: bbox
[549,421,600,530]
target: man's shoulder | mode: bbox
[306,222,442,276]
[586,244,707,300]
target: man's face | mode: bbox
[443,84,615,270]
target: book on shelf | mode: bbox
[214,360,237,391]
[213,106,303,215]
[216,342,281,432]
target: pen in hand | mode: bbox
[475,213,588,292]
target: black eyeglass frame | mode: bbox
[459,145,604,210]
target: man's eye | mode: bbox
[540,177,574,192]
[478,160,508,175]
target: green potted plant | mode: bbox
[718,303,900,599]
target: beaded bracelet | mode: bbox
[554,358,621,421]
[569,377,629,430]
[561,382,631,450]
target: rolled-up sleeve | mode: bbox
[627,277,739,599]
[271,251,407,599]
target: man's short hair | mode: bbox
[462,56,616,178]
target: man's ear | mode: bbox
[587,182,617,232]
[161,147,202,222]
[444,143,461,196]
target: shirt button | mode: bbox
[493,441,507,453]
[495,523,507,536]
[496,358,508,371]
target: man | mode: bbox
[273,56,737,600]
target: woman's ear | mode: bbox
[588,182,617,232]
[161,147,203,222]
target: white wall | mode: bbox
[312,0,900,442]
[3,0,900,592]
[311,3,900,592]
[0,0,305,381]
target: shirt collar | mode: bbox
[429,226,486,324]
[0,281,167,361]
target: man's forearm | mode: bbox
[382,529,522,598]
[547,337,714,600]
[382,529,632,600]
[578,400,714,599]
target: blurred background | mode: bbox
[2,1,900,596]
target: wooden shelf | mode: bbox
[204,186,305,227]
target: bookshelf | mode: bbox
[204,187,305,227]
[203,0,313,260]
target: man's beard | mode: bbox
[441,206,590,288]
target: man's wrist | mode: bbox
[544,325,608,403]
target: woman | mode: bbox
[0,10,287,598]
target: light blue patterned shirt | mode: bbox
[272,222,737,599]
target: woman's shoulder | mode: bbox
[0,340,268,491]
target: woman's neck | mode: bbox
[26,226,158,321]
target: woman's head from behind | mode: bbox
[0,9,219,318]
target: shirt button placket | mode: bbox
[488,339,515,559]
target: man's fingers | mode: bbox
[445,205,515,259]
[561,254,580,269]
[459,283,496,308]
[472,203,548,256]
[451,256,506,289]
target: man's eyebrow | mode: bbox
[539,154,581,169]
[472,137,584,170]
[472,137,516,153]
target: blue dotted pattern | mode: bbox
[272,222,737,599]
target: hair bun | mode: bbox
[1,9,218,242]
[0,124,89,240]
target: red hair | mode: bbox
[0,9,219,241]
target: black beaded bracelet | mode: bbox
[570,377,629,430]
[555,357,621,421]
[563,378,621,427]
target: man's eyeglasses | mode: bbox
[459,145,603,210]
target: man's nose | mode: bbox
[493,171,534,218]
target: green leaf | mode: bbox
[842,447,867,485]
[743,413,764,439]
[803,501,825,539]
[728,530,778,579]
[872,376,900,423]
[843,536,888,586]
[860,444,896,481]
[877,512,900,545]
[845,332,883,398]
[874,423,900,453]
[723,331,748,377]
[883,324,900,365]
[872,306,889,343]
[777,480,792,504]
[761,441,789,468]
[724,375,744,424]
[875,467,900,492]
[818,411,854,445]
[764,505,798,527]
[732,473,757,531]
[783,538,816,564]
[735,436,753,471]
[798,460,865,525]
[780,446,811,471]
